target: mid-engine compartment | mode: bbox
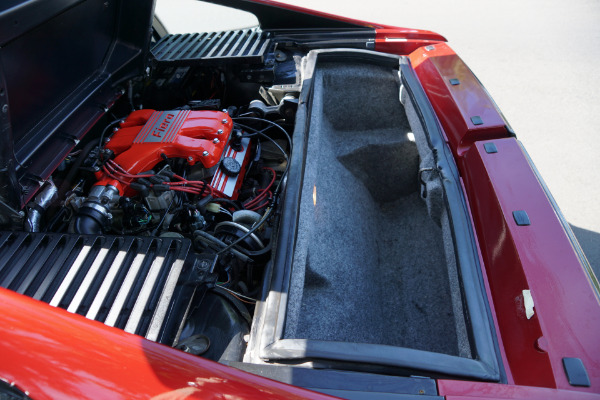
[2,43,299,362]
[0,25,501,387]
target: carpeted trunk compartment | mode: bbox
[282,61,471,358]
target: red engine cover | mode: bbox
[96,109,234,194]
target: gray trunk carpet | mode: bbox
[283,62,462,356]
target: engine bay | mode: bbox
[0,20,501,383]
[3,40,300,360]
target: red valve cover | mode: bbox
[96,109,234,194]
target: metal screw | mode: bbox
[217,129,223,134]
[202,151,209,156]
[222,119,228,124]
[213,138,219,144]
[2,104,8,113]
[188,156,193,162]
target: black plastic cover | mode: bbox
[227,362,439,397]
[563,357,591,387]
[512,210,531,226]
[484,142,498,154]
[0,0,154,211]
[0,231,205,345]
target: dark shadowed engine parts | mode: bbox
[3,55,297,363]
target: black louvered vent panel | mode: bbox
[0,232,209,345]
[151,28,272,64]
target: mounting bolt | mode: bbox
[213,138,219,144]
[222,119,228,124]
[188,156,193,162]
[217,129,223,134]
[202,151,209,156]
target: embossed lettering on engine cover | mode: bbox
[133,110,191,143]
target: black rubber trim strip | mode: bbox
[227,361,438,396]
[307,388,442,400]
[401,57,505,383]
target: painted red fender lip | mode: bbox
[0,288,339,400]
[438,380,600,399]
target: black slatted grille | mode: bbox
[151,28,271,64]
[0,232,194,344]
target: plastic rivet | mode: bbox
[513,210,531,226]
[484,143,498,153]
[471,116,483,125]
[563,358,591,387]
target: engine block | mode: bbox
[96,109,235,194]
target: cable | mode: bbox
[232,117,293,155]
[244,167,276,209]
[106,160,220,198]
[236,122,288,162]
[101,165,129,185]
[216,206,273,256]
[211,198,241,210]
[99,118,125,150]
[57,138,100,201]
[151,195,175,236]
[216,121,292,255]
[216,286,257,303]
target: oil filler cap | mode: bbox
[221,157,241,177]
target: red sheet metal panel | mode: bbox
[374,28,446,55]
[409,43,509,157]
[460,137,600,390]
[0,288,338,400]
[439,380,600,399]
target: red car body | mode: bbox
[0,1,598,399]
